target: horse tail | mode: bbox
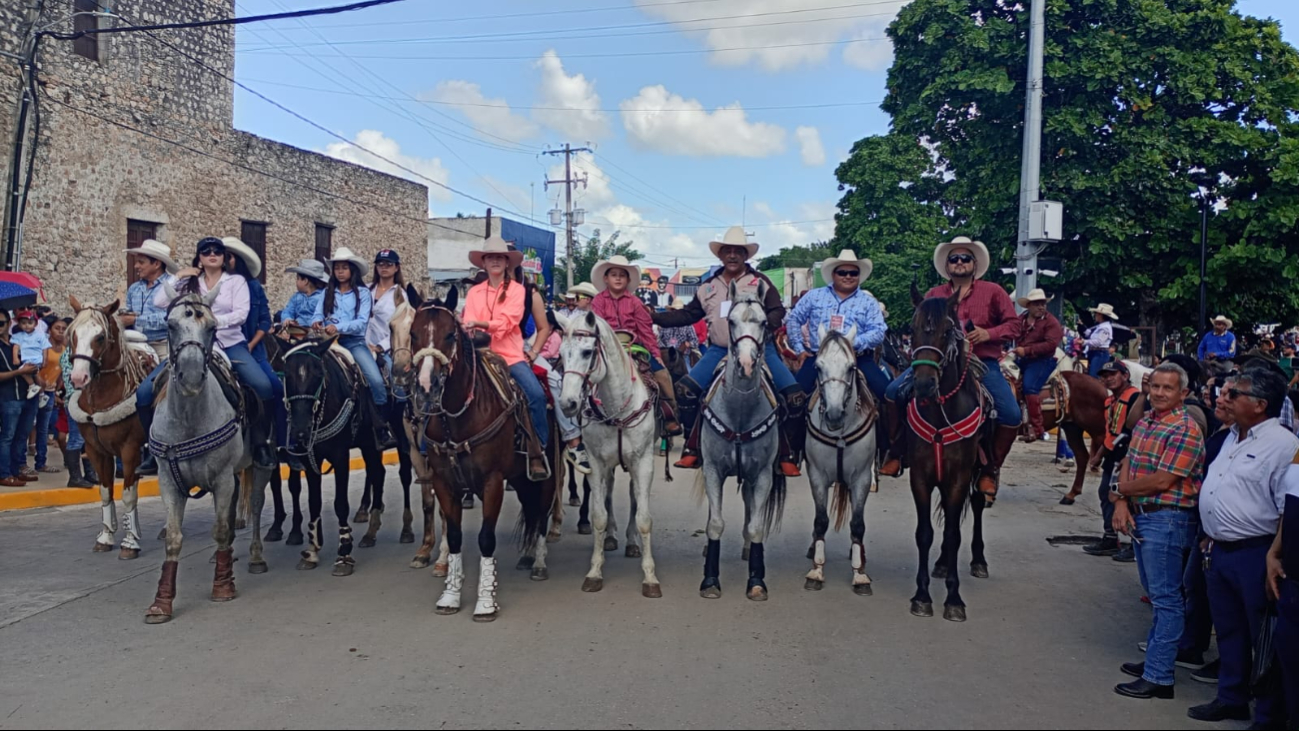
[238,466,254,524]
[831,480,850,532]
[761,470,787,536]
[692,469,708,507]
[513,482,546,554]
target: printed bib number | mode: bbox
[720,301,732,318]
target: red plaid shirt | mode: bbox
[926,281,1022,361]
[1127,406,1205,509]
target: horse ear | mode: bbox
[584,310,596,330]
[846,324,858,344]
[818,323,828,343]
[162,279,179,304]
[729,280,738,302]
[444,284,459,313]
[555,311,571,335]
[947,289,961,315]
[315,335,338,354]
[70,295,84,313]
[101,299,120,316]
[910,280,923,307]
[204,281,222,308]
[406,283,423,309]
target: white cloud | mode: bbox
[323,130,451,208]
[795,126,826,166]
[752,200,838,251]
[634,0,911,72]
[620,85,786,157]
[534,50,610,140]
[423,81,539,141]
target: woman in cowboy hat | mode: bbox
[123,239,179,360]
[590,255,682,435]
[223,237,287,462]
[1014,288,1064,442]
[308,247,396,449]
[1198,315,1237,362]
[461,236,551,481]
[1084,303,1120,378]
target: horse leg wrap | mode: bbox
[338,525,354,558]
[121,509,142,551]
[747,542,767,591]
[211,549,237,601]
[474,556,500,618]
[700,539,721,591]
[437,553,464,612]
[806,539,826,582]
[146,560,179,619]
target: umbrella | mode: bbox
[0,281,38,312]
[0,272,44,301]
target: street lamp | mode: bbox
[1189,170,1216,334]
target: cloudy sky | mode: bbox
[232,0,1298,272]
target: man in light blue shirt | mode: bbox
[123,240,178,359]
[785,250,889,398]
[1198,315,1237,361]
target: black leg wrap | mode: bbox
[747,542,767,591]
[700,538,721,591]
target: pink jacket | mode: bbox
[592,290,661,361]
[463,280,526,366]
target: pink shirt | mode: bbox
[155,272,250,350]
[463,279,526,366]
[592,290,661,361]
[540,331,563,360]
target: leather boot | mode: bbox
[82,455,100,485]
[977,425,1020,503]
[517,403,551,482]
[211,548,237,601]
[371,400,397,450]
[879,399,905,477]
[64,448,94,488]
[778,388,805,478]
[674,388,703,469]
[652,369,683,436]
[1023,394,1045,443]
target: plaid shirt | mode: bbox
[1127,406,1205,509]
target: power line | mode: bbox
[41,0,411,41]
[589,217,836,230]
[594,152,726,227]
[264,0,734,30]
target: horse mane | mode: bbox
[819,329,854,356]
[70,306,151,397]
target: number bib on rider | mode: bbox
[829,315,845,333]
[720,301,732,319]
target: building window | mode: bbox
[72,0,101,62]
[126,219,159,288]
[315,224,334,262]
[240,221,268,283]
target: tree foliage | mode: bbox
[555,229,640,293]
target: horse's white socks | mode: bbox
[475,557,499,617]
[438,553,463,611]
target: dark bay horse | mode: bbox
[905,286,989,622]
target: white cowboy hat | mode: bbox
[221,237,263,280]
[124,239,178,274]
[1212,315,1234,329]
[708,226,760,260]
[327,246,370,279]
[467,235,523,271]
[821,249,873,286]
[1016,288,1053,308]
[1088,303,1120,321]
[933,236,990,280]
[568,282,598,298]
[592,256,642,292]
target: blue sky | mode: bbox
[230,0,1299,271]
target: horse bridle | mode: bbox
[71,313,125,375]
[411,305,477,419]
[910,317,971,405]
[165,297,217,375]
[816,337,859,417]
[725,312,767,395]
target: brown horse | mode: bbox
[67,297,156,560]
[1005,364,1107,504]
[406,287,559,622]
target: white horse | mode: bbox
[556,310,662,599]
[803,326,878,595]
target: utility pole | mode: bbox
[543,143,591,290]
[1014,0,1047,306]
[4,1,46,272]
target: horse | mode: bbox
[803,326,878,594]
[144,285,275,623]
[556,310,662,598]
[904,284,990,622]
[261,331,305,545]
[282,336,388,577]
[67,297,157,560]
[696,281,786,601]
[407,287,559,621]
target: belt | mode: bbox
[1212,535,1275,553]
[1131,502,1195,515]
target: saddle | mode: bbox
[153,352,256,428]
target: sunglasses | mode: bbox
[834,269,860,278]
[199,246,226,257]
[1227,387,1265,401]
[947,254,975,265]
[576,295,592,301]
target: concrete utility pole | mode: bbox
[543,143,592,290]
[3,1,46,272]
[1014,0,1047,304]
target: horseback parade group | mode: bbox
[65,226,1078,626]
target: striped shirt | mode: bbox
[1127,406,1205,509]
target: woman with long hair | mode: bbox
[366,248,406,359]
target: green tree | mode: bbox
[757,240,837,271]
[836,0,1299,336]
[556,229,641,293]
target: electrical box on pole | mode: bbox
[1029,201,1064,242]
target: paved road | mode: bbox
[0,442,1229,729]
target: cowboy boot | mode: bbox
[652,369,683,436]
[879,399,906,477]
[778,387,805,478]
[674,389,703,469]
[371,400,397,450]
[1023,394,1045,443]
[63,447,94,488]
[517,404,551,482]
[977,425,1020,504]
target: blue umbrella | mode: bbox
[0,281,37,312]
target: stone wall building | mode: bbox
[0,0,427,309]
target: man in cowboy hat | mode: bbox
[652,226,804,476]
[1199,315,1237,362]
[1084,303,1120,377]
[569,282,597,312]
[557,291,579,319]
[880,236,1023,503]
[1014,288,1064,442]
[123,239,179,360]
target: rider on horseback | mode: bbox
[651,227,803,477]
[1014,288,1063,443]
[880,237,1022,502]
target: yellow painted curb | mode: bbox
[0,450,401,513]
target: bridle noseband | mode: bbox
[166,297,217,375]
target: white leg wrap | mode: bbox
[121,510,142,550]
[437,554,464,611]
[102,502,118,534]
[851,543,871,585]
[474,556,499,617]
[805,539,826,582]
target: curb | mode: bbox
[0,450,401,513]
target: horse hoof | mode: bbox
[118,548,140,561]
[432,564,448,578]
[296,559,318,571]
[92,542,114,553]
[546,531,562,544]
[264,527,284,542]
[353,510,370,524]
[581,578,604,593]
[358,536,376,549]
[604,536,618,552]
[943,605,968,623]
[1058,496,1076,506]
[286,532,304,546]
[530,568,549,582]
[625,545,641,559]
[473,612,498,623]
[910,600,934,618]
[568,497,581,507]
[932,564,949,580]
[210,590,237,603]
[853,583,874,596]
[516,556,536,571]
[435,605,460,616]
[332,562,355,577]
[641,583,663,599]
[971,564,989,579]
[700,585,722,600]
[747,585,769,602]
[248,561,268,575]
[399,531,415,544]
[143,612,172,625]
[804,579,824,592]
[578,523,593,535]
[410,555,431,570]
[741,547,750,561]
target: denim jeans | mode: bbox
[342,338,387,406]
[1020,357,1057,395]
[0,397,38,478]
[65,410,85,451]
[1088,350,1112,378]
[546,367,581,443]
[1097,457,1119,539]
[1132,508,1199,686]
[34,394,56,469]
[509,361,548,448]
[1179,538,1213,657]
[1205,541,1280,723]
[885,358,1021,427]
[686,341,798,396]
[223,342,275,401]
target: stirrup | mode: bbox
[879,456,903,478]
[779,460,801,478]
[674,452,701,470]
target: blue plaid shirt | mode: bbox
[785,286,887,355]
[125,274,176,343]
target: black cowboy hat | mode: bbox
[1162,353,1202,387]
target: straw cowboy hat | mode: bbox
[219,237,263,280]
[569,282,598,298]
[669,298,687,310]
[124,239,179,274]
[468,235,523,271]
[1016,288,1053,308]
[1088,303,1120,321]
[933,236,990,280]
[821,249,873,286]
[327,246,370,279]
[709,226,760,260]
[592,256,642,292]
[1212,314,1234,329]
[284,258,329,286]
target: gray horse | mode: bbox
[144,284,274,624]
[698,283,785,601]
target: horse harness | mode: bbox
[284,343,361,475]
[807,369,878,488]
[700,359,780,471]
[907,341,987,483]
[567,327,657,472]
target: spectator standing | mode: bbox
[0,313,38,486]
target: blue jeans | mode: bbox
[0,398,38,478]
[1020,357,1057,395]
[1277,579,1299,726]
[65,410,85,451]
[885,358,1021,427]
[795,352,890,403]
[342,339,387,406]
[509,361,548,448]
[224,342,275,400]
[1132,508,1199,686]
[34,395,56,469]
[1088,350,1111,378]
[252,355,286,446]
[687,341,797,396]
[1205,540,1281,722]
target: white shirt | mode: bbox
[1085,321,1113,350]
[366,285,398,352]
[1200,418,1299,541]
